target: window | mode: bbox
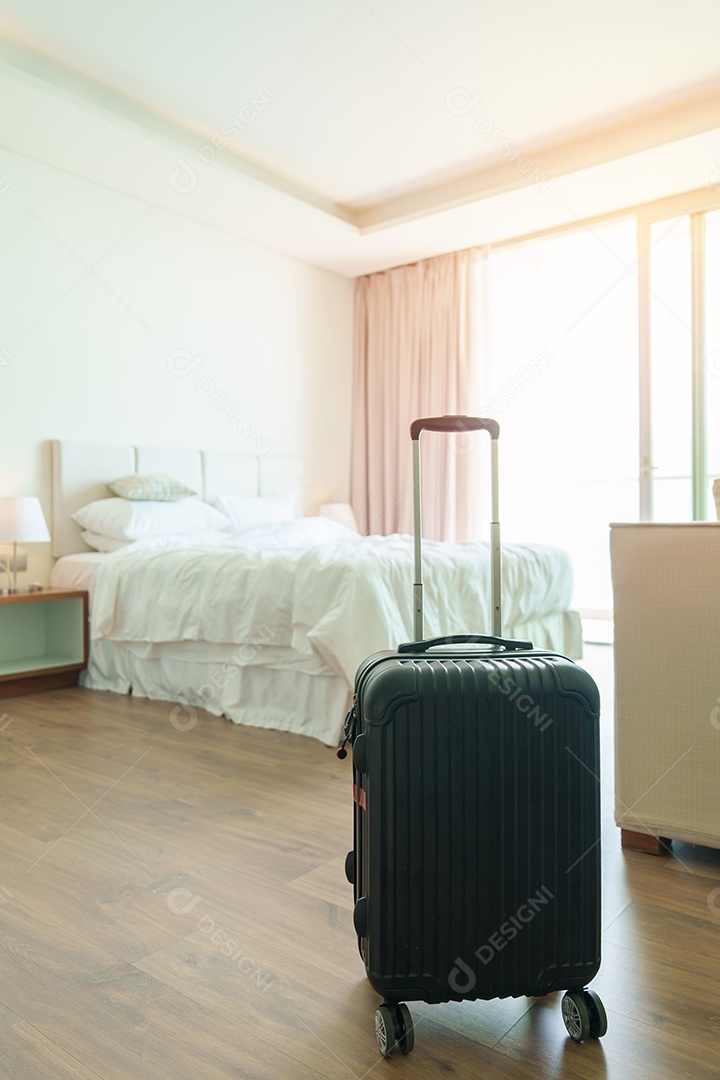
[648,215,692,521]
[705,210,720,500]
[475,188,720,616]
[477,218,639,613]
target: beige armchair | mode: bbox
[611,522,720,853]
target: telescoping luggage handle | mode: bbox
[411,414,501,642]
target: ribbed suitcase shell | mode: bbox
[350,646,601,1005]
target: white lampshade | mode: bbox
[0,497,51,543]
[319,502,359,533]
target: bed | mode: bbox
[50,440,583,746]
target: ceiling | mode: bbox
[1,0,720,275]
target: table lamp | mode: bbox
[0,497,51,593]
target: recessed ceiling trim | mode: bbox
[355,84,720,231]
[0,38,357,225]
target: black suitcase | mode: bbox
[341,415,606,1057]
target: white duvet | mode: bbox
[91,519,574,688]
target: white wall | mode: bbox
[0,147,354,586]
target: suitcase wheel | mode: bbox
[374,1002,414,1058]
[344,850,355,885]
[561,989,607,1041]
[561,992,590,1041]
[584,989,608,1038]
[396,1004,414,1054]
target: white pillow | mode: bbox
[72,497,229,540]
[215,492,298,534]
[81,530,131,553]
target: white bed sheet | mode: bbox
[51,551,106,604]
[51,550,335,673]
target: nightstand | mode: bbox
[0,588,89,698]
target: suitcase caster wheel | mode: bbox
[374,1002,414,1058]
[583,989,607,1038]
[561,991,592,1042]
[374,1005,395,1058]
[396,1003,414,1055]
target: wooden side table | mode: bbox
[0,588,89,698]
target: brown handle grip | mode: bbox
[410,414,499,440]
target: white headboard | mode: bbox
[203,452,258,505]
[136,445,204,495]
[51,440,300,557]
[52,441,135,559]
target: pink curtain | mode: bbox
[351,250,478,541]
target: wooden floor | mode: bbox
[0,646,719,1079]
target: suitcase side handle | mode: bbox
[398,633,532,654]
[410,414,499,440]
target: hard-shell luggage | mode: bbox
[340,415,606,1057]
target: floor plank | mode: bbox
[0,1023,105,1080]
[0,902,321,1079]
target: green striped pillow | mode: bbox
[108,473,196,501]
